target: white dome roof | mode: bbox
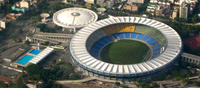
[53,8,98,28]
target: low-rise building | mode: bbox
[127,0,144,4]
[179,1,189,19]
[26,32,73,45]
[0,0,8,7]
[18,0,29,8]
[146,4,157,15]
[150,0,170,5]
[11,0,39,13]
[122,4,138,12]
[172,9,178,19]
[181,53,200,65]
[171,5,179,19]
[96,0,105,7]
[155,7,163,16]
[0,20,6,31]
[105,0,114,8]
[84,0,95,4]
[150,0,158,4]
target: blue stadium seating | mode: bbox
[131,33,137,38]
[118,33,124,39]
[106,37,113,43]
[146,38,156,45]
[125,32,131,38]
[142,35,150,41]
[136,34,143,40]
[112,34,118,39]
[90,32,161,59]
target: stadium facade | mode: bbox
[69,17,182,78]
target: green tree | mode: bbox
[0,81,7,88]
[43,81,62,88]
[69,73,81,80]
[42,81,53,88]
[195,81,200,86]
[191,15,199,23]
[181,78,190,84]
[138,0,150,13]
[152,82,159,88]
[121,85,129,88]
[38,1,49,12]
[36,23,46,30]
[25,64,43,81]
[5,4,12,13]
[115,82,120,86]
[14,77,28,88]
[25,40,31,45]
[52,84,62,88]
[50,2,73,12]
[138,82,150,88]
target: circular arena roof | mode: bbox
[53,8,98,28]
[69,17,182,77]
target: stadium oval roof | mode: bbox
[69,17,182,76]
[53,8,98,28]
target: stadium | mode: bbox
[69,17,182,78]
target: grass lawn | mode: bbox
[100,40,150,64]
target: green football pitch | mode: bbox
[100,40,150,64]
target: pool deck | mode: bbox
[14,49,41,67]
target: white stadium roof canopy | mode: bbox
[69,17,182,76]
[30,47,54,64]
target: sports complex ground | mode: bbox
[70,17,182,78]
[100,40,150,64]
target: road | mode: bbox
[55,77,123,84]
[0,64,22,73]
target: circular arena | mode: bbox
[53,8,98,29]
[69,17,182,78]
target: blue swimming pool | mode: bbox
[16,55,34,66]
[29,49,41,55]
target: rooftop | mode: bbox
[53,8,98,28]
[182,53,200,61]
[0,76,13,84]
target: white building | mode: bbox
[172,10,178,19]
[53,8,98,32]
[15,0,30,9]
[0,20,5,31]
[182,53,200,65]
[84,0,95,4]
[179,2,189,19]
[106,0,114,8]
[127,0,144,4]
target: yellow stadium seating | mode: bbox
[103,24,136,35]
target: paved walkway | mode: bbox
[0,43,23,52]
[56,77,139,88]
[189,76,199,80]
[56,77,123,84]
